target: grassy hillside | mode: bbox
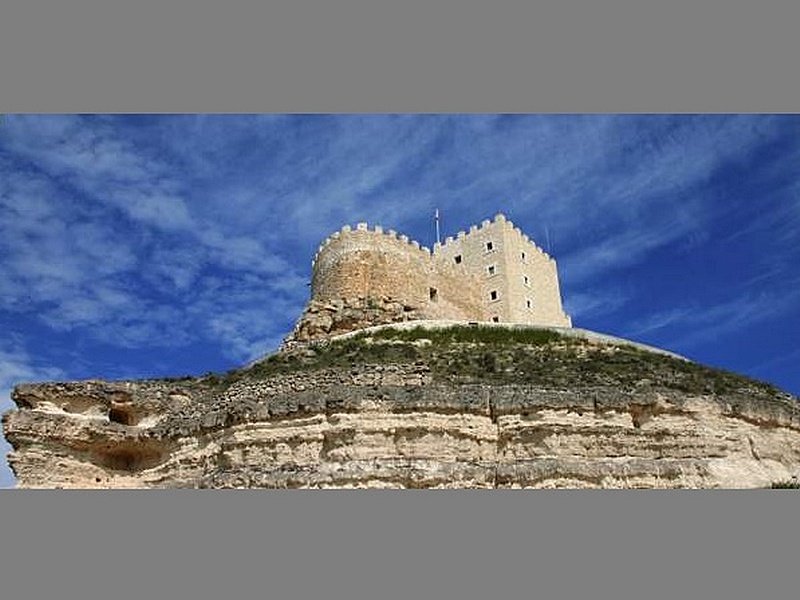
[205,325,794,408]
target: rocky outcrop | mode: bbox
[4,325,800,488]
[284,296,428,344]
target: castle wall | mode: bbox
[428,260,485,321]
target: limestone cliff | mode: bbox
[4,324,800,488]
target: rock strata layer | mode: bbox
[4,326,800,488]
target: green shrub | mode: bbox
[369,324,563,346]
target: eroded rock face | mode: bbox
[4,330,800,488]
[284,296,427,345]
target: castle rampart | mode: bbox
[293,213,570,343]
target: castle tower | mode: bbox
[432,213,571,327]
[311,223,432,308]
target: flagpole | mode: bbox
[435,209,441,246]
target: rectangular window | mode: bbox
[521,251,526,261]
[487,265,496,276]
[490,290,498,301]
[429,287,438,302]
[454,255,462,264]
[486,241,494,251]
[492,316,499,323]
[526,299,532,309]
[523,275,529,286]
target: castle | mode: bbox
[287,213,571,343]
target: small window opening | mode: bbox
[486,241,494,251]
[454,255,462,264]
[490,290,498,301]
[523,275,529,286]
[521,251,526,260]
[487,265,496,276]
[429,287,438,302]
[526,299,532,309]
[492,316,499,323]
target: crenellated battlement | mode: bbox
[312,221,432,268]
[299,213,571,342]
[438,216,541,251]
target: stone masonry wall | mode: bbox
[311,223,432,308]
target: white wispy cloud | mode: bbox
[624,307,697,338]
[0,344,64,404]
[552,116,786,282]
[624,285,800,350]
[0,115,310,360]
[560,215,691,285]
[208,311,290,363]
[747,347,800,380]
[562,287,632,321]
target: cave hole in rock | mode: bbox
[91,441,171,472]
[109,406,137,426]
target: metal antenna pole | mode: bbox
[435,208,441,245]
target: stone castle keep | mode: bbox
[288,213,571,342]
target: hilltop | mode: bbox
[4,323,799,488]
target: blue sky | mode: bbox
[1,114,799,487]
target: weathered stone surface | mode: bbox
[4,327,800,488]
[285,297,427,344]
